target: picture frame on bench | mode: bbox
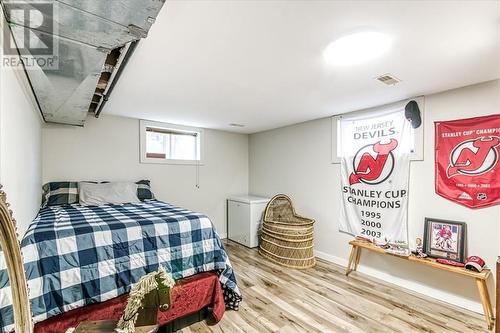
[423,218,467,263]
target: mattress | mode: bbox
[0,200,241,332]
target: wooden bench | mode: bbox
[346,239,494,329]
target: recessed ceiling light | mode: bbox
[229,123,245,128]
[323,31,392,66]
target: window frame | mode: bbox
[140,120,204,165]
[331,97,425,163]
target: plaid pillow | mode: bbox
[136,180,155,201]
[42,182,79,207]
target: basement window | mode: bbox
[140,120,203,165]
[331,98,424,163]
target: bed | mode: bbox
[0,196,241,332]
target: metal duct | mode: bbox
[2,0,165,126]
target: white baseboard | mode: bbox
[219,233,227,240]
[314,250,484,315]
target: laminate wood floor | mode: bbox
[179,240,491,333]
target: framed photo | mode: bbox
[423,218,467,263]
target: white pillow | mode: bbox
[78,182,140,206]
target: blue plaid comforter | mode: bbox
[0,200,241,332]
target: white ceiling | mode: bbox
[105,0,500,134]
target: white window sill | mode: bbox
[140,157,205,166]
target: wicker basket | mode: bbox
[261,223,314,237]
[259,194,316,269]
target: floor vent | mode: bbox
[376,74,401,85]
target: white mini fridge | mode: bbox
[227,195,270,248]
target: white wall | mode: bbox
[42,115,249,237]
[0,17,44,236]
[249,80,500,314]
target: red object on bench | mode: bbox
[34,272,225,333]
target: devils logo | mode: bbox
[447,136,500,178]
[349,139,399,185]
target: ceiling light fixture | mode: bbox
[229,123,245,128]
[323,31,392,66]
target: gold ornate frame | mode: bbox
[0,186,33,333]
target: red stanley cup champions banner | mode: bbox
[339,108,412,245]
[435,114,500,209]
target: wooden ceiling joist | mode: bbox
[88,45,125,116]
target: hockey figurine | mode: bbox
[415,237,427,258]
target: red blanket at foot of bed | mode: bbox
[34,272,225,333]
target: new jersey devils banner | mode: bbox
[435,114,500,209]
[339,109,412,245]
